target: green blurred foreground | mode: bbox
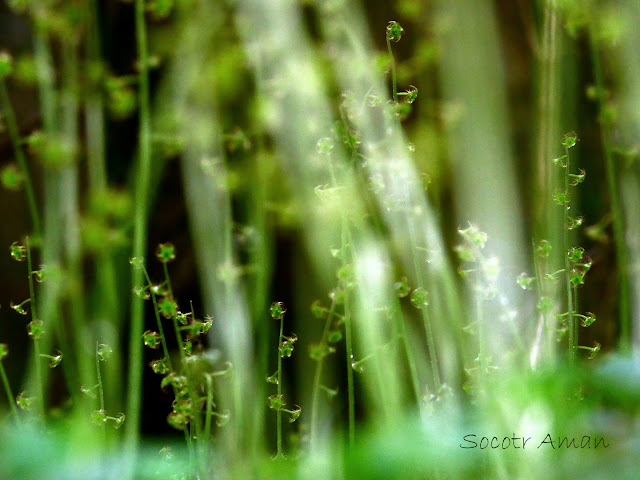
[0,0,640,478]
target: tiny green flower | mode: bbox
[92,409,107,426]
[129,256,145,269]
[386,21,404,42]
[27,320,44,339]
[156,242,176,263]
[143,330,161,349]
[270,302,286,320]
[279,342,294,358]
[537,297,553,313]
[10,242,26,261]
[112,413,126,429]
[581,312,596,327]
[268,394,285,410]
[553,190,570,206]
[158,298,178,319]
[1,164,23,191]
[47,350,63,368]
[410,287,429,309]
[287,406,301,423]
[311,300,327,319]
[517,272,534,290]
[568,247,585,263]
[97,344,113,362]
[316,137,334,155]
[562,132,578,149]
[394,276,411,298]
[536,239,552,258]
[327,330,343,343]
[10,301,28,315]
[405,85,418,104]
[16,392,33,411]
[0,344,8,361]
[150,358,169,375]
[167,411,189,430]
[266,371,279,384]
[175,311,190,325]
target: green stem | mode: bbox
[162,263,187,369]
[310,299,337,444]
[394,302,421,406]
[407,218,441,391]
[327,155,355,445]
[26,237,44,418]
[276,315,283,457]
[204,374,213,442]
[589,35,630,353]
[563,146,575,363]
[126,0,152,453]
[387,36,398,103]
[96,343,105,413]
[142,268,173,373]
[0,360,19,421]
[0,79,41,236]
[142,267,193,454]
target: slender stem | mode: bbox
[126,0,152,453]
[564,146,575,363]
[310,299,337,443]
[395,301,421,406]
[142,267,193,454]
[327,155,355,445]
[0,79,41,236]
[276,315,283,456]
[342,222,356,446]
[387,36,398,103]
[532,239,552,362]
[163,263,187,368]
[407,217,441,392]
[142,268,173,373]
[204,375,213,442]
[589,35,630,353]
[26,237,44,418]
[96,343,105,413]
[0,360,19,421]
[96,342,106,439]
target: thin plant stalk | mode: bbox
[26,237,44,418]
[163,263,186,369]
[126,0,153,453]
[96,343,105,415]
[589,35,631,353]
[141,265,193,455]
[343,222,356,447]
[0,357,18,422]
[387,34,398,103]
[563,145,575,362]
[387,28,441,392]
[0,79,41,237]
[309,299,337,443]
[276,314,284,457]
[407,219,441,392]
[204,374,214,442]
[327,155,356,445]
